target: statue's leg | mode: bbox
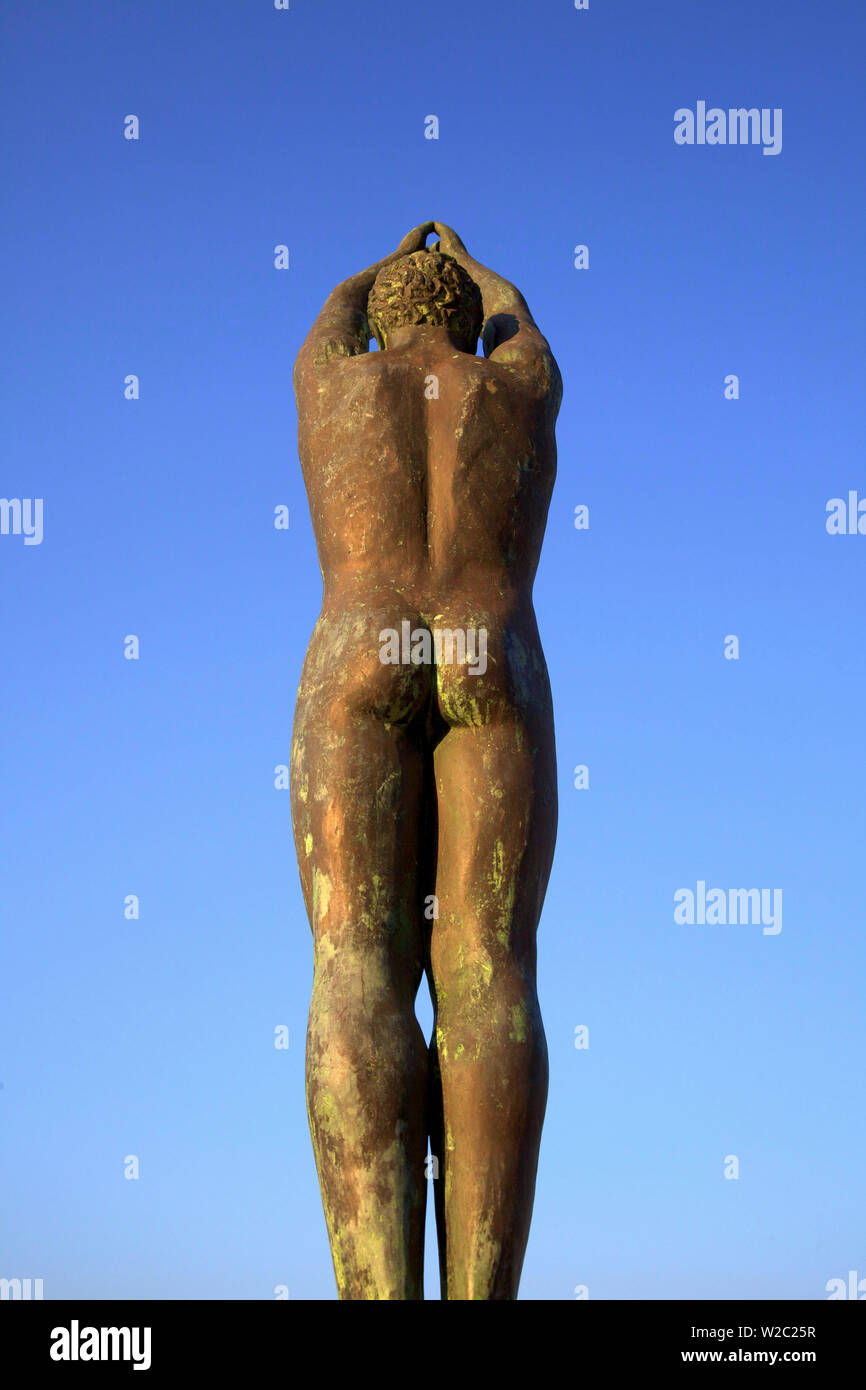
[291,613,432,1300]
[430,702,557,1300]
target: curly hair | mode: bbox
[366,251,483,353]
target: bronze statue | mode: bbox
[291,221,562,1299]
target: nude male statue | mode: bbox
[291,221,562,1300]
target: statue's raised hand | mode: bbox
[430,222,469,258]
[390,222,436,261]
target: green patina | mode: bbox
[315,1090,341,1134]
[372,767,400,811]
[509,1000,529,1044]
[468,951,494,1005]
[497,876,517,943]
[491,839,504,894]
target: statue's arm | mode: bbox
[294,222,434,380]
[432,222,562,407]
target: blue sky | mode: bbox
[1,0,863,1299]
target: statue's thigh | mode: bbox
[431,715,557,973]
[291,691,429,989]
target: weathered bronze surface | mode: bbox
[291,221,562,1299]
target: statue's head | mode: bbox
[367,251,483,353]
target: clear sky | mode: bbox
[1,0,863,1300]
